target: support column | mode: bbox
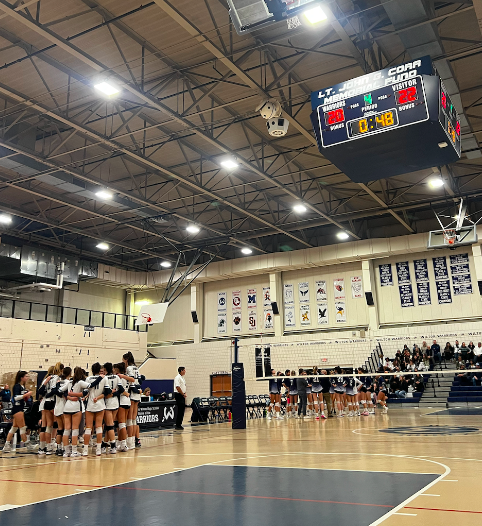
[471,244,482,301]
[362,259,380,334]
[269,272,283,338]
[191,282,204,344]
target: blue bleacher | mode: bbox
[448,374,482,403]
[387,392,422,403]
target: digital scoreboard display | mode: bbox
[310,56,462,183]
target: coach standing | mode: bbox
[174,367,187,430]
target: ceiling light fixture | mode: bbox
[186,225,200,234]
[160,261,172,268]
[428,178,444,188]
[337,232,350,240]
[0,214,12,224]
[303,5,328,25]
[241,247,253,255]
[293,203,307,214]
[135,300,151,306]
[95,189,113,200]
[220,159,238,170]
[96,242,109,250]
[94,81,120,97]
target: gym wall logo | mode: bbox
[380,425,480,436]
[162,406,175,423]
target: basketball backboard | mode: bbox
[227,0,324,34]
[427,225,477,250]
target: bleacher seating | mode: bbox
[447,374,482,403]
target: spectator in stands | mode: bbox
[0,384,11,409]
[456,356,465,369]
[467,344,475,362]
[432,340,441,367]
[397,376,410,398]
[460,342,469,361]
[457,367,475,386]
[476,342,482,362]
[385,358,394,371]
[413,374,425,392]
[426,345,434,370]
[468,341,475,352]
[421,341,429,354]
[444,342,454,361]
[422,353,430,369]
[454,340,460,360]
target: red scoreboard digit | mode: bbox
[396,86,418,105]
[325,108,345,126]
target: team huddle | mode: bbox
[2,352,144,457]
[267,367,389,419]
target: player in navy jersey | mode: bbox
[289,370,298,417]
[329,369,336,415]
[311,367,325,420]
[374,375,389,413]
[283,371,292,417]
[356,368,370,416]
[276,372,285,418]
[268,369,281,419]
[306,371,313,417]
[332,367,346,417]
[344,374,361,417]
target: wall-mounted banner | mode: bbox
[232,312,242,332]
[450,253,469,265]
[452,273,472,285]
[436,280,452,304]
[247,288,257,308]
[298,282,310,303]
[315,280,327,302]
[334,278,345,300]
[317,303,328,325]
[284,283,294,305]
[335,302,346,323]
[453,282,473,295]
[379,264,393,286]
[399,284,414,307]
[300,305,311,325]
[248,310,257,331]
[396,261,411,285]
[450,263,470,275]
[285,305,295,327]
[217,292,227,312]
[232,290,241,311]
[255,347,263,377]
[217,313,227,334]
[416,282,431,306]
[433,256,449,280]
[351,276,363,298]
[264,309,273,329]
[414,259,429,282]
[263,287,271,307]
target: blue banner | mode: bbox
[450,253,469,265]
[399,284,414,307]
[436,280,452,304]
[396,261,411,285]
[416,282,431,305]
[433,256,449,280]
[453,282,473,295]
[450,263,470,275]
[414,259,429,282]
[379,264,393,286]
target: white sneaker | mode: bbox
[96,447,102,456]
[118,444,129,452]
[82,446,89,457]
[109,447,117,454]
[2,442,12,453]
[38,448,46,456]
[267,413,272,419]
[294,414,300,419]
[383,406,388,414]
[70,451,81,458]
[26,442,37,452]
[63,450,71,458]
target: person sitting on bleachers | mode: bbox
[413,373,425,392]
[456,356,465,370]
[444,342,454,362]
[476,342,482,363]
[457,366,474,386]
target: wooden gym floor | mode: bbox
[0,408,481,525]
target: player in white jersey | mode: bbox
[311,366,325,420]
[344,374,362,417]
[114,362,134,451]
[332,367,346,417]
[83,362,108,456]
[102,362,120,454]
[289,370,298,417]
[53,367,72,456]
[39,362,63,455]
[123,352,143,449]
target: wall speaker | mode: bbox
[191,310,199,323]
[271,301,279,315]
[365,292,375,306]
[478,281,482,296]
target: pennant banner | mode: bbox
[217,292,227,311]
[298,282,310,303]
[217,313,227,334]
[416,282,431,306]
[317,303,328,325]
[433,256,449,280]
[335,302,346,323]
[300,305,311,325]
[436,280,452,304]
[399,284,414,307]
[284,305,295,327]
[315,280,327,302]
[351,276,363,298]
[264,309,274,329]
[414,259,429,282]
[232,312,242,332]
[284,283,294,305]
[232,290,241,311]
[396,261,411,285]
[248,310,257,331]
[263,287,271,307]
[334,278,345,300]
[247,288,257,308]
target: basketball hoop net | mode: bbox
[443,228,457,245]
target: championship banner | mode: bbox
[433,256,449,280]
[248,310,257,331]
[217,313,227,334]
[232,312,242,332]
[263,287,271,306]
[436,280,452,304]
[317,303,328,325]
[285,305,295,327]
[284,283,294,305]
[416,282,431,306]
[217,292,227,311]
[315,280,327,301]
[449,253,472,296]
[264,309,273,329]
[255,348,263,377]
[351,276,363,298]
[379,264,393,286]
[399,284,414,307]
[335,302,346,323]
[247,288,257,308]
[334,278,345,300]
[232,290,241,310]
[396,261,411,285]
[414,259,429,282]
[136,302,169,325]
[298,282,310,303]
[300,305,311,325]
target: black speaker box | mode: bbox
[191,311,199,323]
[478,281,482,296]
[271,301,279,315]
[365,291,374,306]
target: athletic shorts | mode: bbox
[269,390,280,395]
[120,404,131,410]
[359,386,367,393]
[12,407,24,416]
[345,389,356,396]
[290,390,298,396]
[311,387,322,393]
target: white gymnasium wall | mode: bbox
[0,317,147,374]
[374,247,482,326]
[282,262,368,331]
[139,357,177,379]
[62,281,126,314]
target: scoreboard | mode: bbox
[310,56,461,183]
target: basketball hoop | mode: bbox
[287,15,301,29]
[443,229,457,246]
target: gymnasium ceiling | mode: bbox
[0,0,481,271]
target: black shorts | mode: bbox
[11,407,24,416]
[360,386,367,393]
[120,404,130,410]
[44,401,55,411]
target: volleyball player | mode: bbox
[289,370,298,418]
[114,362,132,451]
[332,367,346,417]
[60,367,91,457]
[267,369,280,419]
[38,366,54,456]
[345,374,361,417]
[43,362,63,454]
[103,362,121,454]
[83,362,108,456]
[306,371,313,417]
[311,367,323,420]
[374,375,389,413]
[356,368,370,416]
[329,369,336,415]
[53,367,71,456]
[283,371,291,417]
[123,352,142,449]
[1,371,34,453]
